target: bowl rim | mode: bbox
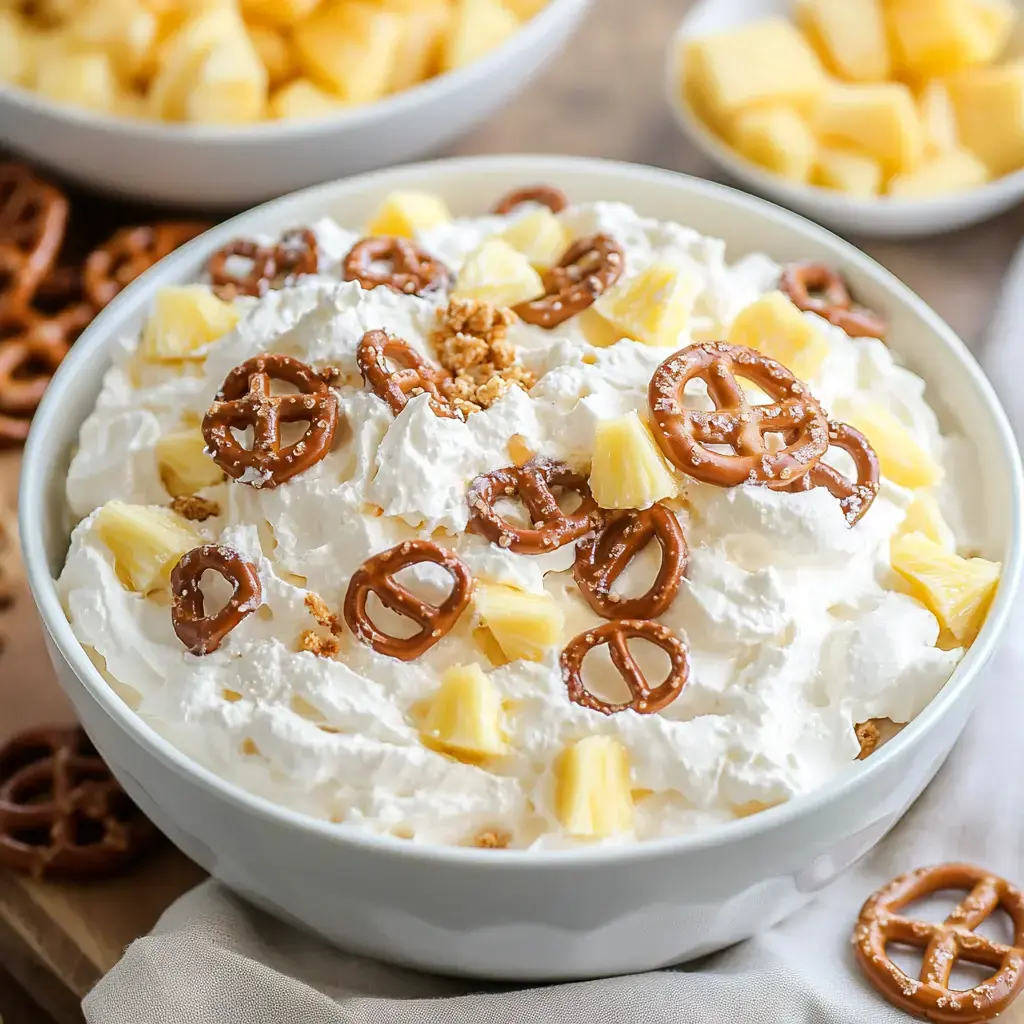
[664,0,1024,215]
[19,152,1024,868]
[0,0,588,143]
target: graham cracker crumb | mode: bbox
[298,629,340,659]
[856,720,881,760]
[170,495,221,522]
[473,829,512,849]
[304,593,343,635]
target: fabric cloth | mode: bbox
[84,258,1024,1023]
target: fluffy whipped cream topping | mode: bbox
[60,202,968,848]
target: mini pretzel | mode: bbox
[356,329,458,419]
[207,228,319,299]
[202,354,339,488]
[0,724,157,880]
[467,456,599,554]
[780,263,886,340]
[561,620,690,715]
[492,185,568,215]
[84,221,209,309]
[514,234,625,329]
[343,540,473,661]
[343,237,449,296]
[648,341,829,488]
[854,863,1024,1023]
[170,545,262,656]
[774,421,879,526]
[574,504,687,620]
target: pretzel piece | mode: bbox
[206,228,318,299]
[780,262,886,340]
[491,185,568,215]
[356,329,458,419]
[342,236,449,296]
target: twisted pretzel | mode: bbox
[0,725,157,880]
[561,620,690,715]
[467,456,599,554]
[356,329,457,419]
[648,342,829,488]
[780,263,886,340]
[574,504,687,620]
[854,863,1024,1023]
[492,185,568,215]
[514,233,624,329]
[343,540,473,661]
[207,228,319,299]
[343,236,449,296]
[170,544,262,656]
[202,354,339,488]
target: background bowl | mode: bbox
[0,0,590,208]
[665,0,1024,239]
[19,155,1024,980]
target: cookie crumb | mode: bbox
[298,629,340,658]
[304,593,343,635]
[856,720,881,760]
[170,495,221,522]
[473,828,512,849]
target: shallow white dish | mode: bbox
[20,155,1024,980]
[0,0,589,208]
[666,0,1024,239]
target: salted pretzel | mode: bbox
[574,504,687,619]
[202,354,339,488]
[170,545,262,656]
[561,620,690,715]
[343,540,473,661]
[514,233,624,329]
[780,262,886,340]
[648,341,829,488]
[467,456,599,554]
[854,863,1024,1023]
[356,329,458,419]
[207,228,319,299]
[342,236,449,296]
[491,184,568,215]
[0,724,157,879]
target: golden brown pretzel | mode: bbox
[356,329,458,419]
[342,236,449,296]
[780,262,886,340]
[491,185,568,215]
[206,227,319,299]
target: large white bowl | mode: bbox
[666,0,1024,239]
[19,156,1024,981]
[0,0,589,207]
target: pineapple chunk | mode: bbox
[185,34,268,124]
[500,207,570,270]
[247,23,296,88]
[887,148,989,197]
[142,286,241,362]
[35,50,119,114]
[947,61,1024,177]
[367,190,452,238]
[384,0,450,92]
[589,411,678,510]
[814,82,925,175]
[503,0,548,19]
[451,238,544,307]
[796,0,891,82]
[812,146,884,196]
[156,429,224,497]
[269,78,345,121]
[241,0,321,26]
[71,0,160,80]
[727,291,830,382]
[889,0,999,78]
[442,0,519,72]
[293,3,403,104]
[844,404,942,489]
[94,501,202,594]
[731,106,817,183]
[474,584,564,663]
[556,736,634,838]
[577,308,626,349]
[594,264,700,348]
[918,81,959,155]
[897,492,955,549]
[891,531,1000,644]
[0,12,31,85]
[973,0,1017,61]
[421,663,507,759]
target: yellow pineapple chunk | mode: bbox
[731,106,817,183]
[812,147,884,196]
[384,0,450,92]
[887,148,989,197]
[918,81,959,155]
[594,264,700,348]
[891,532,1000,644]
[241,0,321,26]
[367,190,452,238]
[474,584,564,663]
[35,50,119,114]
[947,61,1024,177]
[500,207,570,270]
[451,238,544,307]
[0,12,31,85]
[556,736,634,838]
[796,0,891,81]
[269,78,345,120]
[844,404,942,489]
[442,0,519,72]
[889,0,1000,78]
[589,411,678,510]
[156,430,224,497]
[94,501,202,594]
[185,34,268,124]
[896,492,955,549]
[247,23,296,88]
[577,308,626,349]
[503,0,548,19]
[71,0,160,80]
[973,0,1017,61]
[727,291,830,382]
[421,664,507,759]
[142,286,241,362]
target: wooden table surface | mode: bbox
[1,0,1022,1019]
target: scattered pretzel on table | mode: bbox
[356,329,459,419]
[343,236,449,296]
[491,184,568,215]
[780,262,886,340]
[206,227,318,300]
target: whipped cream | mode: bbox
[60,202,969,848]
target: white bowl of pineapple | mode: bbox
[0,0,589,207]
[667,0,1024,238]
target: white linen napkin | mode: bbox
[83,254,1024,1024]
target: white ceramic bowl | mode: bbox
[666,0,1024,239]
[19,156,1024,981]
[0,0,590,208]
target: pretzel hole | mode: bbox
[68,812,108,847]
[973,908,1015,946]
[365,592,424,641]
[280,420,312,448]
[553,487,585,516]
[905,890,972,924]
[198,568,236,610]
[230,425,254,448]
[10,825,52,848]
[607,541,662,600]
[221,252,260,282]
[578,639,672,706]
[494,496,532,528]
[0,743,53,784]
[949,961,1004,990]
